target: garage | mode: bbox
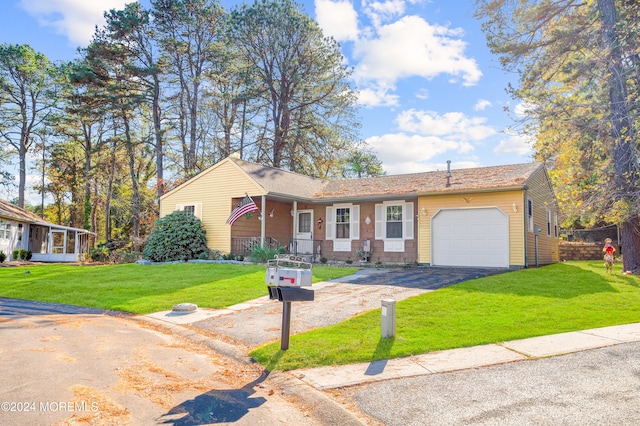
[431,208,509,268]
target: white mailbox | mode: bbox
[265,255,312,287]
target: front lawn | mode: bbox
[251,261,640,370]
[0,263,357,314]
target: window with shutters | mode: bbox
[375,201,414,252]
[326,204,360,252]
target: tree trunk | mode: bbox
[153,74,164,202]
[122,111,140,252]
[597,0,640,272]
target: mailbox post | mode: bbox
[266,254,314,350]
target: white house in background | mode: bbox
[0,199,95,262]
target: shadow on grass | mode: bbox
[459,263,618,299]
[158,371,270,425]
[365,337,395,376]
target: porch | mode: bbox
[28,223,94,262]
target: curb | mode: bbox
[267,371,366,426]
[132,315,365,424]
[132,315,252,365]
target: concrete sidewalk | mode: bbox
[293,322,640,390]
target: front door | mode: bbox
[295,210,314,254]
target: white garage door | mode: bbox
[432,208,509,268]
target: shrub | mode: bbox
[11,249,31,261]
[320,257,327,264]
[90,246,110,262]
[250,245,286,263]
[143,211,209,262]
[0,251,5,263]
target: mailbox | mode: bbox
[268,286,315,302]
[265,254,315,350]
[265,255,312,287]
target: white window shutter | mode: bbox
[375,204,384,239]
[404,202,414,239]
[351,205,360,240]
[195,203,203,219]
[326,206,335,240]
[175,204,184,212]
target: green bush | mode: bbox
[0,251,5,263]
[90,246,110,262]
[143,211,209,262]
[250,245,286,263]
[11,249,32,261]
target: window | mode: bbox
[547,210,552,236]
[0,223,10,240]
[336,208,350,239]
[386,205,403,238]
[527,199,534,232]
[375,201,414,252]
[325,204,360,251]
[298,212,311,233]
[175,203,202,219]
[554,212,558,238]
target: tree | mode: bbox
[475,0,640,272]
[226,0,360,172]
[0,44,58,207]
[104,3,167,201]
[152,0,225,177]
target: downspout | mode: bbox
[524,189,529,268]
[261,195,266,247]
[292,200,298,253]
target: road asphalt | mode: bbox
[3,267,640,425]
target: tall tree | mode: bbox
[0,44,57,207]
[226,0,359,172]
[475,0,640,272]
[152,0,225,177]
[104,2,167,201]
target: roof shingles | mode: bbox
[232,157,543,200]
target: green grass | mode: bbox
[0,263,357,314]
[250,261,640,370]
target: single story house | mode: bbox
[159,156,559,268]
[0,199,94,262]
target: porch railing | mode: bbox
[231,236,280,255]
[288,238,322,256]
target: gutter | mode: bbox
[33,221,97,236]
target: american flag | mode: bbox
[226,195,259,225]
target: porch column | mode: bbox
[292,201,298,248]
[261,195,266,247]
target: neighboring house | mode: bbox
[0,199,94,262]
[159,156,559,268]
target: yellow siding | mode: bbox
[159,159,266,253]
[524,167,560,266]
[418,190,526,267]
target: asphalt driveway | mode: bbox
[188,266,504,348]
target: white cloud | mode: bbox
[366,133,461,174]
[493,133,534,156]
[315,0,359,42]
[19,0,128,46]
[357,86,400,107]
[362,0,406,28]
[353,15,482,89]
[514,101,536,117]
[475,99,492,111]
[396,109,496,141]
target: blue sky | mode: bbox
[1,0,533,181]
